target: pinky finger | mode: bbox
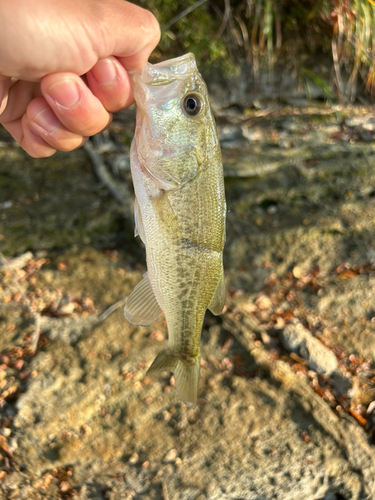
[3,115,57,158]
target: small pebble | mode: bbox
[128,453,139,464]
[163,448,178,463]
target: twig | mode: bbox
[83,140,133,220]
[235,14,249,52]
[164,0,208,30]
[0,251,33,271]
[161,481,170,500]
[30,315,41,355]
[332,37,345,101]
[98,298,127,322]
[217,0,231,38]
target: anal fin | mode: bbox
[124,272,161,326]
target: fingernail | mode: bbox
[33,108,60,133]
[47,79,81,108]
[91,58,118,85]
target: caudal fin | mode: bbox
[147,348,200,408]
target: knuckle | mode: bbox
[106,99,127,113]
[67,108,111,137]
[88,113,112,135]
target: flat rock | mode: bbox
[281,320,338,375]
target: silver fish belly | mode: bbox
[124,53,226,408]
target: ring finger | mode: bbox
[27,97,88,151]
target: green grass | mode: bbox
[139,0,375,101]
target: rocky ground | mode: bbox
[0,101,375,500]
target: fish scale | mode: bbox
[124,53,226,408]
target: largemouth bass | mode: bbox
[124,53,226,408]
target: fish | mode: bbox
[124,53,226,408]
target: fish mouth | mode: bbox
[130,53,198,86]
[150,53,195,69]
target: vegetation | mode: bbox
[139,0,375,101]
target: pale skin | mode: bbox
[0,0,160,158]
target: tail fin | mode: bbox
[147,347,200,409]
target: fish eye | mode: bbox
[182,93,203,117]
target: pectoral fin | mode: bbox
[124,273,161,326]
[208,268,225,315]
[134,197,146,244]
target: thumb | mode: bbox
[94,0,160,71]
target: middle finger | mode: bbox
[41,73,112,137]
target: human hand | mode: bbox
[0,0,160,158]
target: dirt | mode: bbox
[0,103,375,500]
